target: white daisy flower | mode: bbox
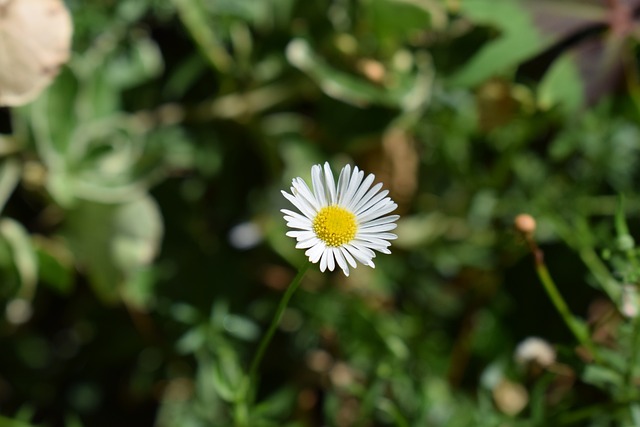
[281,162,399,276]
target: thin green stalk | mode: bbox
[556,399,637,425]
[626,315,640,390]
[0,158,20,215]
[576,246,621,302]
[521,228,600,362]
[244,261,311,403]
[554,216,620,301]
[248,261,310,388]
[172,0,233,73]
[614,195,640,272]
[535,260,600,362]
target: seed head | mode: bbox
[514,213,536,236]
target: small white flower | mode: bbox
[514,337,556,368]
[281,162,399,276]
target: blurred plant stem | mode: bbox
[626,317,640,389]
[235,261,311,425]
[0,158,20,214]
[521,228,601,363]
[614,196,640,398]
[171,0,232,73]
[553,216,621,302]
[557,399,640,425]
[127,81,309,130]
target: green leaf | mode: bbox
[210,347,244,403]
[27,68,79,157]
[582,365,624,391]
[221,314,260,341]
[35,239,74,295]
[116,0,150,22]
[0,218,38,300]
[0,158,20,214]
[450,0,552,86]
[63,195,163,303]
[0,415,36,427]
[170,303,201,324]
[111,195,163,273]
[364,0,435,47]
[81,70,120,119]
[176,325,207,354]
[64,202,121,302]
[253,387,297,419]
[631,404,640,426]
[286,38,433,110]
[164,53,208,99]
[538,52,584,113]
[106,35,164,89]
[118,266,157,309]
[393,213,450,249]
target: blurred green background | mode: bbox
[3,0,640,425]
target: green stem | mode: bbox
[554,216,620,301]
[556,399,636,425]
[245,261,311,403]
[172,0,233,73]
[535,261,599,362]
[576,246,621,302]
[626,315,640,391]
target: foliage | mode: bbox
[2,0,640,426]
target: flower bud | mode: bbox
[514,213,536,235]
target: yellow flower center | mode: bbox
[313,205,357,247]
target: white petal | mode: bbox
[344,243,375,268]
[286,230,314,239]
[359,214,400,228]
[292,179,321,213]
[354,236,392,246]
[346,173,375,211]
[339,246,357,268]
[295,236,320,249]
[319,249,328,272]
[341,167,364,208]
[358,223,398,233]
[336,164,351,205]
[357,234,395,245]
[357,241,392,254]
[326,248,335,271]
[355,190,389,216]
[281,208,311,223]
[282,190,316,220]
[334,248,349,276]
[306,242,325,263]
[354,239,396,252]
[311,164,327,207]
[323,162,337,204]
[364,232,397,240]
[348,243,376,260]
[358,200,397,223]
[353,238,394,254]
[285,218,313,230]
[351,183,383,214]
